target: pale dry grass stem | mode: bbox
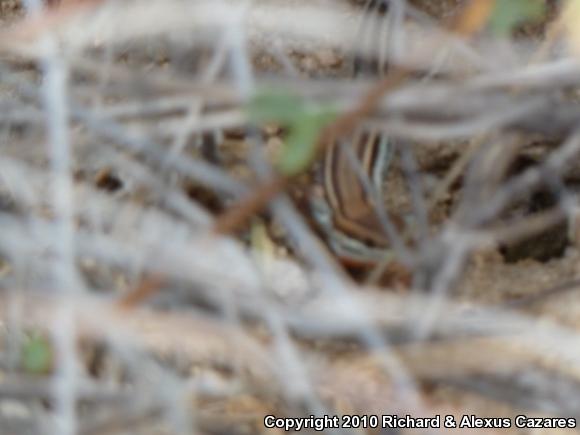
[0,0,578,434]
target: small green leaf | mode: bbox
[489,0,545,36]
[22,333,53,374]
[246,91,304,124]
[278,109,336,176]
[246,89,337,176]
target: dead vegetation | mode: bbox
[0,0,580,434]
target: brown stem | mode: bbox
[117,275,164,310]
[211,69,410,236]
[212,175,288,235]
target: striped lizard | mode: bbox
[309,0,410,270]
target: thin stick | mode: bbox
[117,275,164,310]
[212,68,410,236]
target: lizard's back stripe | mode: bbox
[322,130,393,248]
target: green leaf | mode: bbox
[245,89,337,176]
[22,333,52,374]
[246,91,304,124]
[278,109,336,176]
[489,0,546,36]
